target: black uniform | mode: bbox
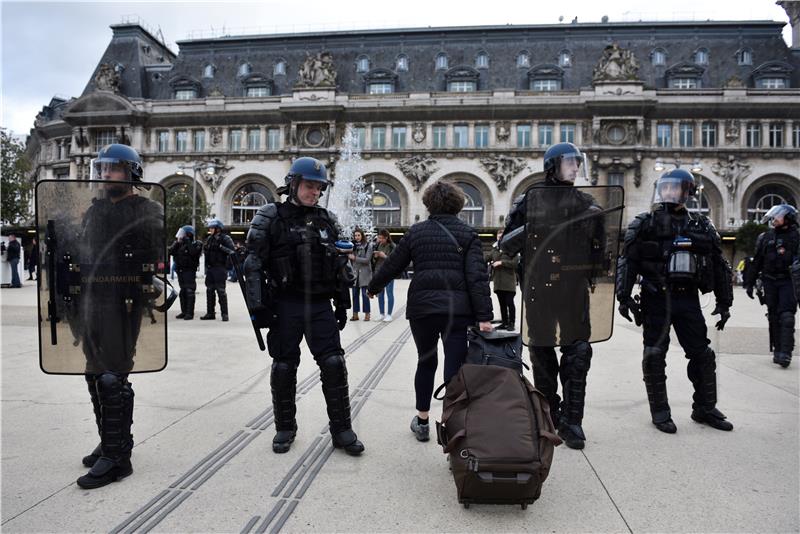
[77,193,163,486]
[745,224,799,367]
[503,185,604,443]
[202,231,235,320]
[244,200,363,455]
[169,235,202,319]
[617,204,734,431]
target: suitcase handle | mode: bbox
[477,472,532,485]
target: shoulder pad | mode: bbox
[249,203,279,232]
[623,212,649,245]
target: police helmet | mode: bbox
[93,144,143,181]
[543,142,584,179]
[654,168,696,206]
[181,225,195,235]
[285,157,329,190]
[207,219,224,230]
[761,204,798,227]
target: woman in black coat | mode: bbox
[368,180,493,442]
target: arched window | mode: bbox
[203,64,215,78]
[356,55,370,73]
[651,48,666,66]
[396,54,409,72]
[694,48,709,65]
[686,194,710,217]
[455,181,484,227]
[747,184,796,221]
[517,51,530,68]
[238,63,251,77]
[738,48,753,66]
[232,182,274,225]
[367,180,402,227]
[475,51,489,69]
[436,53,449,70]
[273,60,286,76]
[559,50,572,67]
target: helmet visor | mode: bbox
[557,152,589,185]
[91,158,133,181]
[653,176,694,205]
[761,204,796,226]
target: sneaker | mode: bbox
[383,314,392,322]
[410,416,430,442]
[376,314,384,321]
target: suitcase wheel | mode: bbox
[521,503,528,510]
[463,503,470,509]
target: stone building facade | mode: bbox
[26,14,800,250]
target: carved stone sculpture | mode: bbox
[592,43,640,83]
[479,155,528,191]
[495,122,511,142]
[203,158,233,193]
[94,63,121,93]
[209,127,222,147]
[296,52,337,88]
[711,155,752,200]
[725,120,741,145]
[412,123,426,144]
[396,156,439,191]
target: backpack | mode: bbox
[435,364,561,509]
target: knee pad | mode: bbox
[271,360,297,388]
[319,352,347,382]
[563,341,592,375]
[643,346,667,373]
[779,311,795,329]
[217,288,227,297]
[96,372,126,400]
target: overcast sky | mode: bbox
[0,0,792,137]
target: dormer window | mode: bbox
[517,51,530,68]
[364,68,398,95]
[694,48,709,65]
[246,86,271,97]
[169,74,202,100]
[559,50,572,68]
[241,73,274,97]
[665,62,704,89]
[396,54,408,72]
[356,56,370,73]
[528,64,564,91]
[651,48,667,66]
[238,63,251,77]
[203,64,215,79]
[445,66,480,92]
[273,60,286,76]
[436,53,449,70]
[475,52,489,69]
[752,61,793,89]
[174,88,198,100]
[738,48,753,66]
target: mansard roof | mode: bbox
[85,20,795,99]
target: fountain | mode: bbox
[324,126,374,239]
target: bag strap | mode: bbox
[431,219,463,255]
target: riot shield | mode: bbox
[35,179,168,374]
[521,185,624,347]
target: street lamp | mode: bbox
[176,162,215,229]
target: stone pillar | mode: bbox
[717,120,725,147]
[785,121,793,148]
[650,120,658,146]
[671,120,679,148]
[260,126,267,151]
[365,124,373,150]
[532,121,539,147]
[221,127,229,151]
[167,128,176,152]
[693,121,700,148]
[426,123,434,149]
[468,121,475,148]
[761,120,770,148]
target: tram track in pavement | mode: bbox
[109,306,406,534]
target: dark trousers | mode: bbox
[177,270,196,295]
[267,296,343,364]
[495,290,516,328]
[409,315,472,412]
[764,278,797,354]
[9,258,21,287]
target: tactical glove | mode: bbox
[711,305,730,331]
[335,307,348,331]
[617,296,642,326]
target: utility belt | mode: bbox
[761,272,790,281]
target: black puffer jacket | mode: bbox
[368,214,493,321]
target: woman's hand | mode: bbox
[348,254,355,261]
[478,321,493,332]
[492,261,502,268]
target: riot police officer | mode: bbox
[502,142,606,450]
[743,204,799,368]
[201,219,235,321]
[71,144,164,488]
[617,169,734,433]
[243,157,364,456]
[169,225,203,320]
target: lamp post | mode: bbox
[176,162,216,229]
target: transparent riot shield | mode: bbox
[35,179,168,374]
[521,185,624,347]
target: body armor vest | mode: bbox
[268,202,341,297]
[759,228,800,279]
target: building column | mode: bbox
[365,124,372,150]
[650,120,658,146]
[532,121,539,147]
[785,121,793,148]
[717,120,725,147]
[671,120,679,148]
[761,120,770,148]
[167,128,176,152]
[260,126,267,151]
[426,123,434,149]
[221,127,229,151]
[693,121,701,148]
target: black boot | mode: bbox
[83,375,103,467]
[687,348,733,431]
[176,291,187,320]
[271,361,298,454]
[184,293,195,320]
[200,289,216,320]
[77,374,134,489]
[776,312,795,368]
[320,353,364,455]
[643,346,677,434]
[219,292,229,322]
[557,342,592,449]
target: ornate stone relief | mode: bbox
[711,155,752,200]
[724,120,741,145]
[296,52,337,88]
[412,123,426,144]
[495,122,511,142]
[209,127,222,147]
[203,158,233,193]
[479,155,528,191]
[396,156,439,191]
[592,43,640,83]
[94,63,121,92]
